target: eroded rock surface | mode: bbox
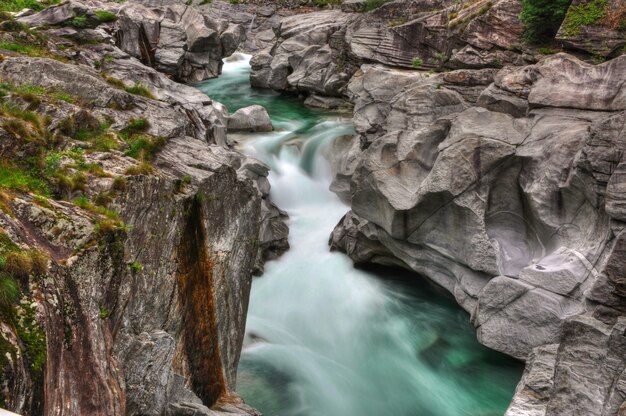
[330,54,626,415]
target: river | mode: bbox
[196,54,522,416]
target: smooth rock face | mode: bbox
[330,54,626,415]
[249,0,536,97]
[0,20,286,414]
[228,105,273,132]
[115,2,245,82]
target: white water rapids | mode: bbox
[197,54,521,416]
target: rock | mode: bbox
[115,2,245,82]
[228,105,273,132]
[556,0,626,58]
[329,51,626,413]
[304,94,353,110]
[505,344,558,416]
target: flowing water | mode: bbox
[196,55,522,416]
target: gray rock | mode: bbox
[115,2,245,83]
[228,105,272,132]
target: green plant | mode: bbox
[44,152,62,175]
[124,82,156,99]
[0,164,49,195]
[67,15,89,28]
[562,0,606,36]
[94,10,117,22]
[411,57,423,68]
[363,0,390,12]
[519,0,572,43]
[50,91,75,103]
[0,0,60,12]
[99,306,108,319]
[538,47,558,54]
[312,0,341,6]
[15,301,47,374]
[490,58,503,68]
[128,261,143,272]
[0,275,18,316]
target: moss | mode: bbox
[312,0,341,6]
[67,15,89,28]
[128,261,143,273]
[94,10,117,23]
[562,0,607,36]
[98,306,108,319]
[15,300,46,376]
[363,0,391,12]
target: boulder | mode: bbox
[227,105,273,132]
[556,0,626,58]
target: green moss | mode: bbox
[94,10,117,22]
[562,0,607,36]
[538,47,558,54]
[67,15,89,28]
[128,261,143,272]
[15,300,46,376]
[363,0,391,12]
[312,0,341,6]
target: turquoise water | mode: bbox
[196,55,522,416]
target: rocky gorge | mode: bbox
[0,0,624,415]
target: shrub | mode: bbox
[519,0,572,43]
[411,57,423,68]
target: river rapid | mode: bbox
[196,54,522,416]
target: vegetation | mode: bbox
[102,75,156,99]
[312,0,341,6]
[0,164,50,195]
[411,57,423,68]
[67,15,90,28]
[0,0,60,12]
[94,10,117,23]
[128,261,143,272]
[363,0,391,12]
[124,82,156,99]
[562,0,606,36]
[519,0,572,43]
[538,47,558,54]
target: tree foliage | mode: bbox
[520,0,572,43]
